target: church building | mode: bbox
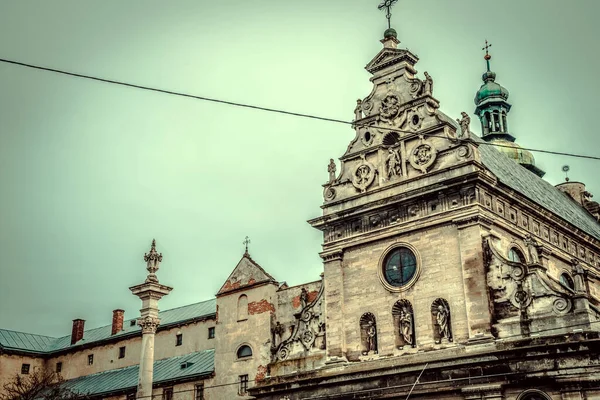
[2,11,600,400]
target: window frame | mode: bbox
[195,383,204,400]
[56,361,62,373]
[378,243,421,292]
[175,333,183,346]
[21,363,30,375]
[119,346,126,359]
[508,246,525,263]
[208,327,215,339]
[559,272,575,291]
[162,387,174,400]
[239,374,249,395]
[87,354,94,366]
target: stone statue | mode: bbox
[300,288,309,309]
[327,159,336,183]
[436,304,451,341]
[524,234,540,264]
[423,72,433,96]
[399,309,414,346]
[456,112,471,138]
[366,323,377,353]
[354,99,363,121]
[272,321,285,347]
[385,148,401,179]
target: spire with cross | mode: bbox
[243,236,251,255]
[378,0,399,30]
[482,40,492,72]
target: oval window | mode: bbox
[383,247,417,287]
[560,273,574,290]
[508,248,524,263]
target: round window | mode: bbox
[383,247,417,287]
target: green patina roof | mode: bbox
[61,349,214,397]
[0,298,216,354]
[475,71,509,104]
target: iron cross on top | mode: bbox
[482,40,492,59]
[378,0,399,29]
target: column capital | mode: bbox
[138,316,160,334]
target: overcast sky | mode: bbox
[1,0,599,337]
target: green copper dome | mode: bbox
[489,139,545,177]
[475,71,509,104]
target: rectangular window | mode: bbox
[195,383,204,400]
[175,333,183,346]
[21,363,30,375]
[56,362,62,373]
[163,387,173,400]
[208,327,215,339]
[239,374,248,395]
[88,354,94,365]
[119,346,126,359]
[130,320,136,327]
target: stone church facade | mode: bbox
[2,26,600,400]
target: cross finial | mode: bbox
[482,39,492,71]
[243,236,251,255]
[378,0,399,29]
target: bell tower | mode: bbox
[474,41,545,177]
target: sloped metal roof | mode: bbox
[476,135,600,241]
[0,299,216,354]
[61,349,214,396]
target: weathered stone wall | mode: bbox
[0,353,46,390]
[339,222,469,360]
[214,283,277,399]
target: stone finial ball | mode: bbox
[384,28,397,39]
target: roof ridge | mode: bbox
[0,327,58,339]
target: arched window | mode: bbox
[236,344,253,359]
[237,295,248,321]
[359,313,378,355]
[502,111,508,132]
[517,389,552,400]
[392,300,415,349]
[560,273,575,290]
[508,247,525,263]
[484,111,492,132]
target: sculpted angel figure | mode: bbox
[423,72,433,96]
[399,309,414,346]
[385,148,401,179]
[366,323,377,353]
[354,99,363,121]
[524,234,540,264]
[436,304,451,341]
[456,112,471,138]
[300,288,309,309]
[327,159,336,183]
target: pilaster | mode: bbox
[320,250,346,361]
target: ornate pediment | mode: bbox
[365,48,419,74]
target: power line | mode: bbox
[1,57,599,162]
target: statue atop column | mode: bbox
[423,72,433,96]
[354,99,363,121]
[456,112,471,138]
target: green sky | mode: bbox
[1,0,598,337]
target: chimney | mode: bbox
[112,309,125,335]
[71,319,85,345]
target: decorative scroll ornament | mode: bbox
[273,284,325,362]
[352,159,377,193]
[323,187,336,201]
[409,142,437,173]
[378,94,401,123]
[137,316,160,334]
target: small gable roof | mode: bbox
[217,252,277,296]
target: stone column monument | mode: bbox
[130,239,173,400]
